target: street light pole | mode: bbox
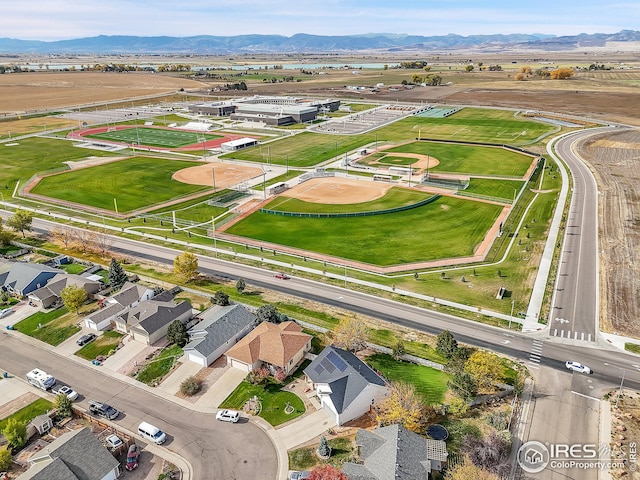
[605,363,626,408]
[509,300,514,329]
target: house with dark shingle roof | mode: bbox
[16,427,121,480]
[183,304,257,367]
[342,424,448,480]
[304,346,389,426]
[225,320,312,375]
[28,273,102,308]
[116,297,193,345]
[83,281,155,331]
[0,260,59,297]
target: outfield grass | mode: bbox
[219,380,305,426]
[463,178,525,201]
[136,344,183,385]
[75,330,124,360]
[226,196,502,266]
[265,187,431,214]
[31,157,208,212]
[0,398,53,430]
[386,141,534,177]
[85,127,223,148]
[365,353,450,404]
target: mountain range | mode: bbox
[1,30,639,55]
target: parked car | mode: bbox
[88,400,119,420]
[274,273,290,280]
[51,384,79,401]
[565,361,592,374]
[0,308,14,318]
[125,444,139,471]
[289,471,311,480]
[76,333,97,346]
[216,409,240,423]
[105,434,123,449]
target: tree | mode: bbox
[0,446,12,470]
[392,337,405,360]
[91,231,113,256]
[236,278,246,294]
[465,65,474,72]
[317,435,331,458]
[436,330,459,358]
[332,317,368,352]
[464,351,505,393]
[0,218,16,246]
[550,67,574,79]
[50,226,74,249]
[60,284,87,314]
[308,464,347,480]
[54,393,73,418]
[108,258,128,291]
[180,376,202,396]
[167,319,189,347]
[514,73,525,81]
[462,432,511,477]
[213,290,230,306]
[256,304,280,323]
[447,371,478,401]
[173,252,198,283]
[375,382,436,433]
[3,417,27,450]
[6,209,33,238]
[445,459,499,480]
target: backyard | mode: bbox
[0,398,53,431]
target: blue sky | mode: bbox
[4,0,638,41]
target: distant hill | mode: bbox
[0,30,638,55]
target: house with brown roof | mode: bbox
[225,321,312,375]
[28,273,102,309]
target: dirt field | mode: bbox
[356,151,440,173]
[576,129,640,337]
[282,177,392,204]
[172,162,264,189]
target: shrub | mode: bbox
[54,393,73,418]
[180,376,203,396]
[0,446,11,470]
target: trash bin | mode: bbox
[3,372,8,378]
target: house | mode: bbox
[183,304,257,367]
[304,346,389,426]
[225,321,312,375]
[84,281,155,331]
[0,261,59,297]
[16,427,121,480]
[115,295,192,345]
[28,273,102,308]
[342,424,448,480]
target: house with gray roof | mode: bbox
[342,424,448,480]
[304,346,390,426]
[84,281,156,331]
[28,273,102,309]
[107,281,155,309]
[116,297,193,345]
[184,304,257,367]
[16,427,121,480]
[0,260,59,297]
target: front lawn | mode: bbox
[365,353,450,404]
[0,398,53,431]
[288,435,356,470]
[219,380,305,426]
[14,306,81,345]
[136,344,183,385]
[75,330,124,360]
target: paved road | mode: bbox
[0,332,278,480]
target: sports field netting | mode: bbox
[85,127,223,148]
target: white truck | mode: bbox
[26,368,56,391]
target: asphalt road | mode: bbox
[0,332,278,480]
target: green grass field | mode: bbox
[0,398,53,430]
[136,344,183,385]
[75,330,124,361]
[463,178,525,201]
[85,127,223,148]
[31,157,208,212]
[226,196,502,266]
[266,187,431,214]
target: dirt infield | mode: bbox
[282,176,392,204]
[172,162,263,189]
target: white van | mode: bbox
[137,421,166,445]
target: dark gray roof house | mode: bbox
[304,346,389,425]
[342,424,448,480]
[108,281,154,308]
[28,273,101,308]
[116,298,193,345]
[0,261,59,297]
[17,427,121,480]
[183,304,257,367]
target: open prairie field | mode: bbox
[0,72,206,115]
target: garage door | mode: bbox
[132,330,149,344]
[230,359,250,372]
[186,352,206,367]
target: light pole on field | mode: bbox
[509,299,514,329]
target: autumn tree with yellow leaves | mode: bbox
[375,382,436,433]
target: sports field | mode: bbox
[84,126,223,148]
[226,194,502,266]
[30,157,208,213]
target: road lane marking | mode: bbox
[570,391,600,402]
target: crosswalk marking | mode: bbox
[549,329,595,342]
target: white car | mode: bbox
[216,409,240,423]
[565,361,592,374]
[0,308,13,318]
[105,434,123,449]
[52,385,79,401]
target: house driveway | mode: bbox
[157,359,203,396]
[277,408,336,450]
[194,367,246,409]
[101,336,149,371]
[0,301,39,328]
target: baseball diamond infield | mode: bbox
[172,162,264,189]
